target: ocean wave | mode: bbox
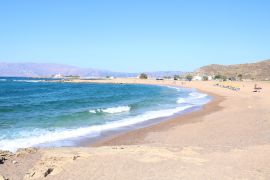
[12,80,45,83]
[0,105,192,152]
[165,86,181,91]
[0,79,7,81]
[89,106,131,114]
[177,91,209,105]
[164,86,209,105]
[188,92,208,99]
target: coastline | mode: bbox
[92,89,222,147]
[0,79,210,152]
[75,83,214,147]
[1,79,270,179]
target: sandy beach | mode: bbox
[1,79,270,180]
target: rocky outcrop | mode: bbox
[16,148,38,157]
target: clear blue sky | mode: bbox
[0,0,269,72]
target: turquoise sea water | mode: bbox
[0,77,211,152]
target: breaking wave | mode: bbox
[0,105,192,152]
[89,106,131,114]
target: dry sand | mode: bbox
[1,79,270,180]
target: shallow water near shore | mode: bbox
[0,77,211,152]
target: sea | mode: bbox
[0,77,211,152]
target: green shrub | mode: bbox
[139,73,148,79]
[186,75,193,81]
[203,76,208,81]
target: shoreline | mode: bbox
[92,88,222,147]
[1,79,270,179]
[77,84,214,148]
[0,80,210,152]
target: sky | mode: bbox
[0,0,270,72]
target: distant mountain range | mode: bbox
[2,60,269,80]
[196,59,270,81]
[0,62,184,78]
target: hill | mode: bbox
[196,59,270,80]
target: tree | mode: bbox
[139,73,148,79]
[202,76,208,81]
[174,75,180,80]
[237,74,243,81]
[214,74,227,81]
[163,76,172,79]
[214,74,222,80]
[186,75,193,81]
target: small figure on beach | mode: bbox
[253,84,262,92]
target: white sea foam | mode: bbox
[89,106,131,114]
[165,86,181,91]
[89,110,97,113]
[164,86,208,103]
[177,91,209,105]
[0,105,192,152]
[177,98,186,104]
[189,92,208,99]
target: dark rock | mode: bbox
[30,172,35,177]
[0,157,6,164]
[0,150,13,164]
[73,155,80,160]
[44,168,54,177]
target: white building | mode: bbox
[52,73,62,78]
[192,75,203,81]
[107,76,115,79]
